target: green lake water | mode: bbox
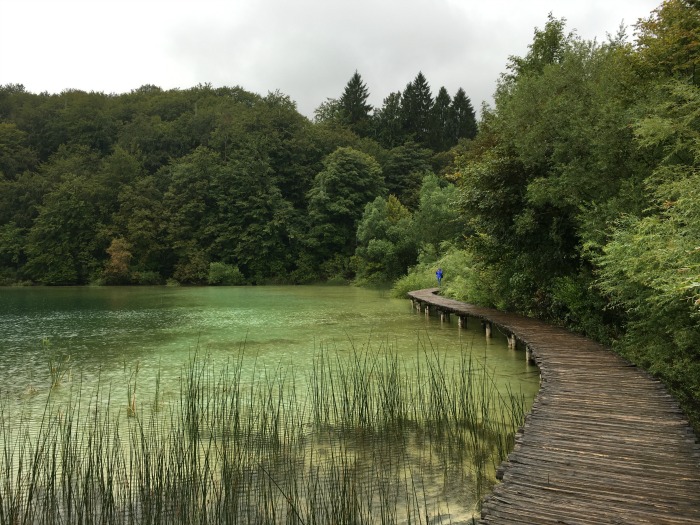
[0,285,541,523]
[0,285,539,402]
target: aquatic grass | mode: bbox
[44,337,72,389]
[0,339,530,524]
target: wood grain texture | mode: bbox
[407,288,700,524]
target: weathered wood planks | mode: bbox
[407,288,700,525]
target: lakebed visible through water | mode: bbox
[0,286,540,524]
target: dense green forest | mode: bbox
[0,70,476,286]
[1,1,699,428]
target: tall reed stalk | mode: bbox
[0,339,529,524]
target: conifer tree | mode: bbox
[339,71,373,136]
[374,92,404,148]
[401,72,433,144]
[430,86,453,150]
[450,88,477,141]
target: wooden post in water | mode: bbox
[425,304,430,317]
[526,346,534,364]
[507,334,516,349]
[440,310,449,323]
[484,321,492,339]
[458,315,467,329]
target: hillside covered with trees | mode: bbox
[0,70,475,286]
[1,0,699,428]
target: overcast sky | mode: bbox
[1,0,661,119]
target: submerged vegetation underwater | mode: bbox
[0,340,529,524]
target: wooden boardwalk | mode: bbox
[407,288,700,525]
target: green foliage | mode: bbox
[390,269,437,298]
[429,87,453,151]
[207,262,246,285]
[0,222,25,268]
[173,247,209,285]
[131,270,163,285]
[392,247,499,308]
[373,92,404,148]
[25,174,103,285]
[413,174,465,256]
[452,4,700,430]
[0,74,477,285]
[306,146,385,267]
[163,146,221,257]
[635,0,700,85]
[339,71,373,136]
[0,122,37,179]
[401,72,433,144]
[459,29,652,317]
[113,176,169,275]
[595,79,700,424]
[450,88,478,142]
[355,195,417,285]
[548,272,617,342]
[503,13,575,82]
[371,76,476,151]
[313,97,343,125]
[381,140,432,209]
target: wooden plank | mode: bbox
[407,288,700,525]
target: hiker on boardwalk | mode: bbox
[436,268,443,286]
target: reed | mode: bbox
[0,339,529,524]
[44,337,72,389]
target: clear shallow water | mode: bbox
[0,285,539,402]
[0,285,541,523]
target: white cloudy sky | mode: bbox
[1,0,660,118]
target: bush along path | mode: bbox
[408,288,700,524]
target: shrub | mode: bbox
[207,262,245,285]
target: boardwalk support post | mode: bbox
[484,321,492,339]
[526,346,535,364]
[407,287,700,524]
[507,334,516,349]
[458,315,466,329]
[440,310,449,323]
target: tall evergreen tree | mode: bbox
[450,88,478,141]
[401,72,433,144]
[430,87,453,150]
[339,71,373,136]
[374,92,404,148]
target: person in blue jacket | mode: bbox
[436,268,443,286]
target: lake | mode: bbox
[0,285,539,399]
[0,285,540,523]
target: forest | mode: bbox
[1,0,699,428]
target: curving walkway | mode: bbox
[407,288,700,525]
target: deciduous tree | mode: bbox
[306,147,385,269]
